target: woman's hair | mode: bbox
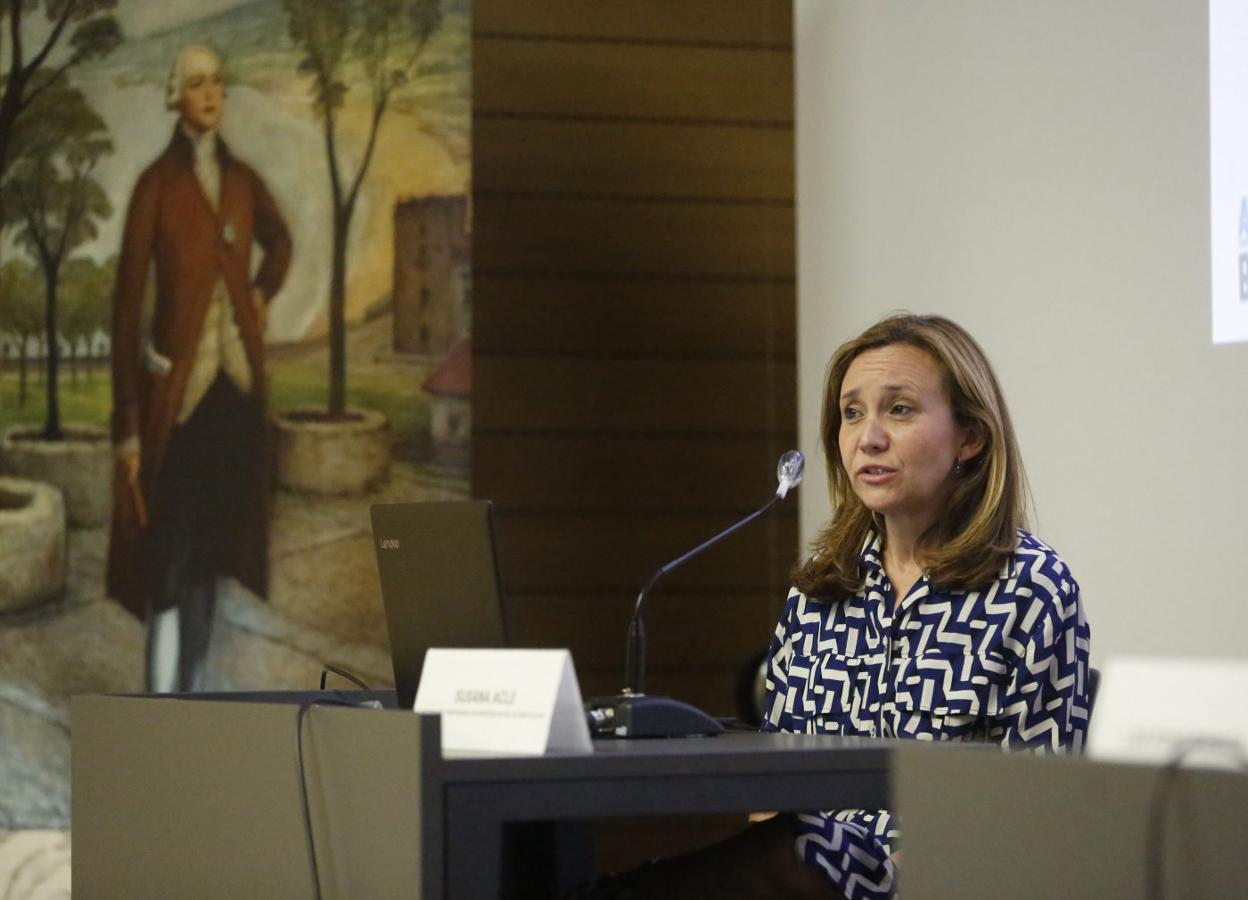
[791,313,1028,599]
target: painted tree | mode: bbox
[0,0,121,185]
[4,82,112,438]
[59,253,111,381]
[0,256,42,407]
[285,0,442,418]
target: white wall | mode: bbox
[795,2,1247,663]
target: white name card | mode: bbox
[414,649,593,755]
[1088,656,1248,768]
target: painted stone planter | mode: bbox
[0,477,66,612]
[273,406,390,495]
[0,423,112,528]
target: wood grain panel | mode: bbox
[475,1,792,45]
[505,591,781,673]
[473,118,793,199]
[473,357,796,433]
[493,510,800,592]
[471,275,795,358]
[474,40,793,123]
[472,0,796,755]
[476,434,797,512]
[474,196,794,278]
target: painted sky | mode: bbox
[10,0,470,344]
[115,0,256,39]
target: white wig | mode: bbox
[165,44,223,110]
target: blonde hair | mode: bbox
[792,314,1028,599]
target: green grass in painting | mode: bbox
[0,361,432,449]
[0,364,112,431]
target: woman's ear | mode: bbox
[958,422,987,462]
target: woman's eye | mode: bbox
[842,407,859,420]
[891,404,912,415]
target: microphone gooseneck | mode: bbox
[622,450,805,697]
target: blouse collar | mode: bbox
[859,527,885,576]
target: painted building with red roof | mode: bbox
[421,337,471,454]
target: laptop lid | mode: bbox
[370,500,508,708]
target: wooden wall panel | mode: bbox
[475,40,793,123]
[475,1,792,44]
[471,275,795,357]
[474,119,793,200]
[474,196,794,277]
[472,0,796,796]
[505,592,777,673]
[473,357,795,432]
[494,512,799,592]
[476,434,790,511]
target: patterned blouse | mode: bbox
[762,529,1091,899]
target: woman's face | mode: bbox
[178,50,224,134]
[837,343,974,531]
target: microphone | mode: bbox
[587,450,805,739]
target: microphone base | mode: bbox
[585,694,724,739]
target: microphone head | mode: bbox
[775,449,805,498]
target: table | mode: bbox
[435,730,891,897]
[72,694,890,899]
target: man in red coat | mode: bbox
[108,44,291,692]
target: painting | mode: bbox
[0,0,471,829]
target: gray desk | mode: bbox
[72,696,1248,899]
[438,731,891,898]
[72,695,889,899]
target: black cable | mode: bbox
[295,699,360,900]
[1144,751,1185,900]
[319,663,370,691]
[1143,738,1248,900]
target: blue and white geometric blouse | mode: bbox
[762,529,1091,899]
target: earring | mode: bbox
[952,458,965,477]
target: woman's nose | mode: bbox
[859,420,888,451]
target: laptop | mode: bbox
[369,500,509,708]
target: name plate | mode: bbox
[1089,656,1248,767]
[414,649,592,754]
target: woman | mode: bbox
[760,313,1091,897]
[582,314,1090,899]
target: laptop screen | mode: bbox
[369,500,508,708]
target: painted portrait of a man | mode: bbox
[0,0,470,835]
[107,44,292,692]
